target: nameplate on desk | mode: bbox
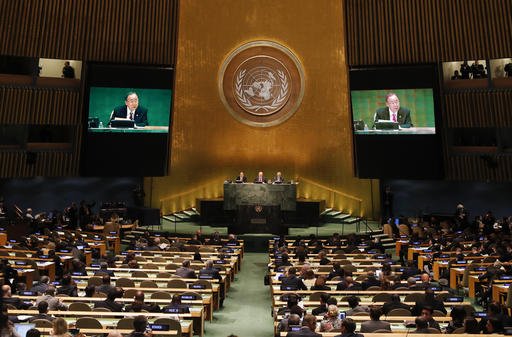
[280,286,298,291]
[72,271,85,276]
[93,237,102,241]
[19,291,37,296]
[149,324,169,331]
[121,252,128,255]
[456,260,467,264]
[223,249,234,253]
[15,261,27,265]
[412,241,421,245]
[374,255,387,259]
[289,325,301,332]
[180,294,198,300]
[438,254,450,258]
[91,264,100,268]
[473,311,488,318]
[198,274,213,279]
[500,275,512,280]
[396,267,405,272]
[474,267,487,271]
[429,286,441,291]
[59,249,70,253]
[445,296,463,302]
[163,307,189,314]
[190,284,206,289]
[9,239,17,243]
[39,255,49,259]
[52,281,60,285]
[225,242,237,246]
[214,260,226,264]
[423,249,432,253]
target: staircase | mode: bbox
[162,208,200,223]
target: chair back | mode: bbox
[309,292,327,301]
[115,277,135,287]
[76,317,103,329]
[151,291,173,299]
[165,263,180,270]
[140,280,158,288]
[87,276,102,287]
[404,293,425,302]
[124,289,138,298]
[116,317,135,329]
[387,308,412,316]
[32,319,53,328]
[372,293,392,303]
[69,302,92,311]
[167,279,188,289]
[132,271,149,278]
[153,318,181,336]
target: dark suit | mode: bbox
[286,326,322,337]
[374,107,412,128]
[199,267,222,281]
[281,275,307,290]
[110,105,148,126]
[94,299,124,312]
[235,175,247,183]
[254,176,267,183]
[28,313,55,322]
[360,320,391,332]
[175,266,196,279]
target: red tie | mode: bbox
[392,113,397,122]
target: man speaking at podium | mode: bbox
[373,93,412,128]
[110,92,149,127]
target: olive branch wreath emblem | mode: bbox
[234,69,288,112]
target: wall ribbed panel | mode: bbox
[446,155,512,182]
[0,0,178,63]
[0,87,80,125]
[0,151,78,177]
[346,0,512,65]
[0,0,178,177]
[444,90,512,128]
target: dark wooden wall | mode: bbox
[0,0,510,181]
[346,0,512,181]
[0,0,178,177]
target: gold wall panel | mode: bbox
[150,0,378,218]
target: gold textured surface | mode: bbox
[149,0,379,218]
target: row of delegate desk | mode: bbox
[3,231,245,337]
[397,238,512,308]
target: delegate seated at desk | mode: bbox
[235,171,247,183]
[373,93,413,128]
[254,171,267,184]
[273,171,284,184]
[109,92,148,127]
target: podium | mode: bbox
[223,183,296,234]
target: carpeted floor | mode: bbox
[203,252,273,337]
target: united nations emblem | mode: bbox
[219,41,305,127]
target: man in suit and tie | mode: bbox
[254,171,267,183]
[273,171,284,184]
[373,93,413,128]
[235,171,247,183]
[110,92,148,127]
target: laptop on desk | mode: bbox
[374,120,399,130]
